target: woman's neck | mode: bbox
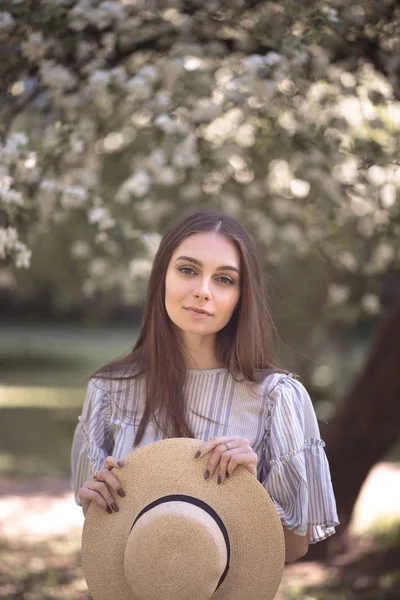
[181,332,222,370]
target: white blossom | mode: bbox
[0,133,29,163]
[41,61,77,90]
[126,76,152,100]
[102,32,116,55]
[183,56,204,71]
[235,123,256,148]
[0,12,15,32]
[129,257,152,278]
[337,250,358,272]
[312,367,335,391]
[191,100,223,124]
[138,65,159,85]
[368,165,387,186]
[290,179,310,198]
[61,186,88,209]
[154,92,171,110]
[14,242,32,268]
[280,223,305,246]
[380,184,397,208]
[155,114,175,134]
[371,243,395,272]
[40,179,58,193]
[0,227,18,259]
[154,167,178,186]
[70,240,91,259]
[146,150,167,170]
[89,69,112,89]
[321,7,339,23]
[172,135,199,168]
[242,55,265,72]
[70,136,85,154]
[21,32,47,61]
[89,257,108,277]
[264,52,282,66]
[0,181,24,206]
[70,0,126,31]
[267,159,293,192]
[77,41,96,61]
[88,206,115,230]
[110,66,127,87]
[327,284,350,306]
[362,294,380,314]
[142,232,161,258]
[203,108,244,145]
[116,171,151,203]
[155,115,189,136]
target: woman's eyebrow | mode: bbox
[175,255,240,274]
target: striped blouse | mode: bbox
[71,369,339,544]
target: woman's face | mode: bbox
[165,232,241,340]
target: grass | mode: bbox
[0,401,80,476]
[0,322,139,477]
[0,322,138,387]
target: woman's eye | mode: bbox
[217,276,234,285]
[178,266,196,275]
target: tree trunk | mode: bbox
[306,300,400,560]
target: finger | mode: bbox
[204,438,250,479]
[78,486,114,514]
[96,467,126,498]
[226,451,258,478]
[103,456,125,470]
[195,435,241,458]
[205,443,235,479]
[218,447,248,482]
[86,479,120,512]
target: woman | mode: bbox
[72,209,339,563]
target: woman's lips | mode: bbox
[184,307,212,318]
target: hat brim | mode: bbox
[82,438,285,600]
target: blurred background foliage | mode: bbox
[1,0,400,597]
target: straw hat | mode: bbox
[82,438,285,600]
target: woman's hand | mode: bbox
[195,435,258,483]
[78,456,126,517]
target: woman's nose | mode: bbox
[192,279,212,300]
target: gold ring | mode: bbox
[225,442,231,450]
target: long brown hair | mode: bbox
[95,209,286,444]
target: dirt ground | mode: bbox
[1,462,399,599]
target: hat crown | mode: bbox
[82,438,285,600]
[124,501,228,600]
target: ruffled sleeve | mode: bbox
[71,377,113,505]
[261,375,339,544]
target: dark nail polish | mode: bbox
[117,488,125,497]
[217,476,222,485]
[204,470,210,480]
[226,472,229,478]
[194,451,201,458]
[111,502,119,512]
[117,460,124,467]
[106,506,112,514]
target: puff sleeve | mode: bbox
[71,378,113,505]
[261,375,339,543]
